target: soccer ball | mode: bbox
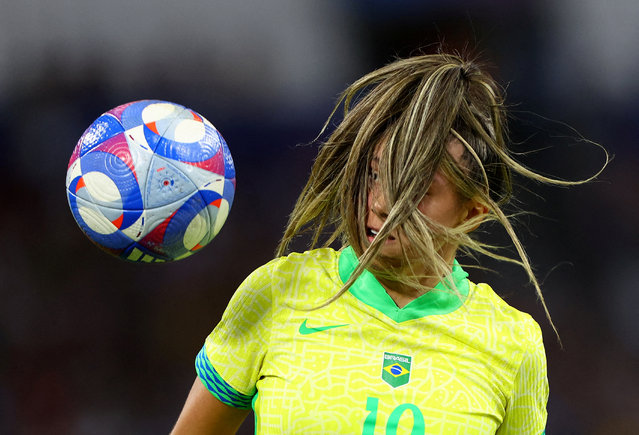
[65,100,235,263]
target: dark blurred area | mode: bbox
[1,1,637,434]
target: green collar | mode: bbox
[338,246,469,322]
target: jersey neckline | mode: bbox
[337,246,469,322]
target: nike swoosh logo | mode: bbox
[299,318,349,335]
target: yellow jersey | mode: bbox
[196,247,548,434]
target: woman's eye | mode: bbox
[369,170,379,182]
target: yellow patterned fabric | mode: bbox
[198,247,548,434]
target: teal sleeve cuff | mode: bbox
[195,346,254,409]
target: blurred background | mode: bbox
[1,0,637,433]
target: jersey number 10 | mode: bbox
[362,397,425,435]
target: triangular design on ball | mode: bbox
[144,156,198,209]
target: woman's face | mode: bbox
[365,140,473,261]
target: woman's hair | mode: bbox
[276,52,606,339]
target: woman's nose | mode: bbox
[370,186,389,219]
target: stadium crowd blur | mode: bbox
[1,1,637,434]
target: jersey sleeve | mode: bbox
[497,319,549,434]
[195,259,277,409]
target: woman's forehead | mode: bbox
[446,139,465,163]
[371,137,466,164]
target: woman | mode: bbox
[171,52,604,434]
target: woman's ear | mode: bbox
[460,197,489,232]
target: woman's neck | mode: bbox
[378,276,442,308]
[376,245,457,309]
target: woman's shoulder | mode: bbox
[258,247,341,277]
[465,281,543,344]
[245,247,338,276]
[245,247,342,300]
[229,248,341,309]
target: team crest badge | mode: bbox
[381,352,412,388]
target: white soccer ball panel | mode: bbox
[171,119,206,143]
[82,171,122,203]
[141,102,179,124]
[77,204,118,235]
[182,211,209,250]
[212,200,230,236]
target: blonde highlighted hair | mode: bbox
[276,52,607,340]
